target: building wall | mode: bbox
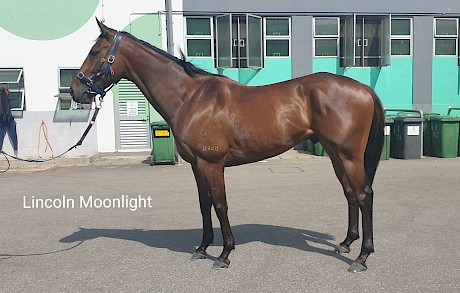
[183,0,460,114]
[312,57,414,109]
[183,0,460,14]
[1,1,459,158]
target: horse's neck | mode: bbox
[123,47,190,126]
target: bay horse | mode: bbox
[71,19,384,273]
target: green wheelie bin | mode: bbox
[422,113,440,157]
[150,121,175,165]
[430,115,460,158]
[380,117,394,160]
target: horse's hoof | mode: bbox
[212,258,229,269]
[348,261,367,273]
[334,244,350,254]
[190,251,208,261]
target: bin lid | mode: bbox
[384,117,394,124]
[423,113,440,121]
[394,116,423,123]
[150,120,169,127]
[430,115,460,122]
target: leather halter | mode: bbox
[77,32,124,98]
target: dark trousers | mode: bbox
[0,122,18,150]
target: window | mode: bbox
[340,15,391,67]
[0,69,23,83]
[0,68,25,111]
[216,14,263,69]
[9,91,25,110]
[56,68,82,110]
[391,18,412,56]
[265,18,291,57]
[434,18,458,56]
[185,15,286,69]
[314,18,339,57]
[185,17,213,57]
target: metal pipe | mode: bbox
[447,106,460,116]
[384,108,424,118]
[165,0,175,55]
[165,0,182,164]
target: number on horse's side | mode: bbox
[71,19,384,273]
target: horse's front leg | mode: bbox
[196,159,235,269]
[190,164,214,260]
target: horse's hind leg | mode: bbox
[328,150,374,272]
[190,164,214,261]
[326,154,360,255]
[340,157,374,272]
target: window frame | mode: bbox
[0,68,23,83]
[8,90,25,111]
[390,18,413,57]
[313,17,340,58]
[433,18,459,57]
[214,14,264,69]
[339,14,391,67]
[264,17,291,58]
[184,17,214,59]
[56,67,83,110]
[0,68,25,111]
[58,68,79,91]
[247,14,264,68]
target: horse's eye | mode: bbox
[89,50,99,57]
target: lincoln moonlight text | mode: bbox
[23,195,152,212]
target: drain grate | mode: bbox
[268,167,304,173]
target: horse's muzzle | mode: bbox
[70,86,94,104]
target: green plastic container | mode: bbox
[380,117,394,160]
[305,138,315,154]
[430,115,460,158]
[422,113,440,157]
[150,121,175,165]
[314,142,328,157]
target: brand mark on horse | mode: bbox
[203,145,219,152]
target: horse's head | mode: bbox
[71,19,125,104]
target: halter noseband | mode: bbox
[77,32,124,98]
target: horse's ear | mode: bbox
[96,17,108,33]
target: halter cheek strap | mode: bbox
[77,32,124,98]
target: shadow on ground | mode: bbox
[60,224,352,265]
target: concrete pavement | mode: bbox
[0,152,459,292]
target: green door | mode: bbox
[116,79,151,150]
[114,13,163,150]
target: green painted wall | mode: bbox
[312,57,413,109]
[188,58,292,86]
[432,57,460,114]
[0,0,99,40]
[123,13,163,47]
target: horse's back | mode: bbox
[227,72,376,160]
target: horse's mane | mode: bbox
[121,31,223,79]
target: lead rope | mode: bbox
[0,102,103,173]
[38,121,54,159]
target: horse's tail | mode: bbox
[363,86,385,186]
